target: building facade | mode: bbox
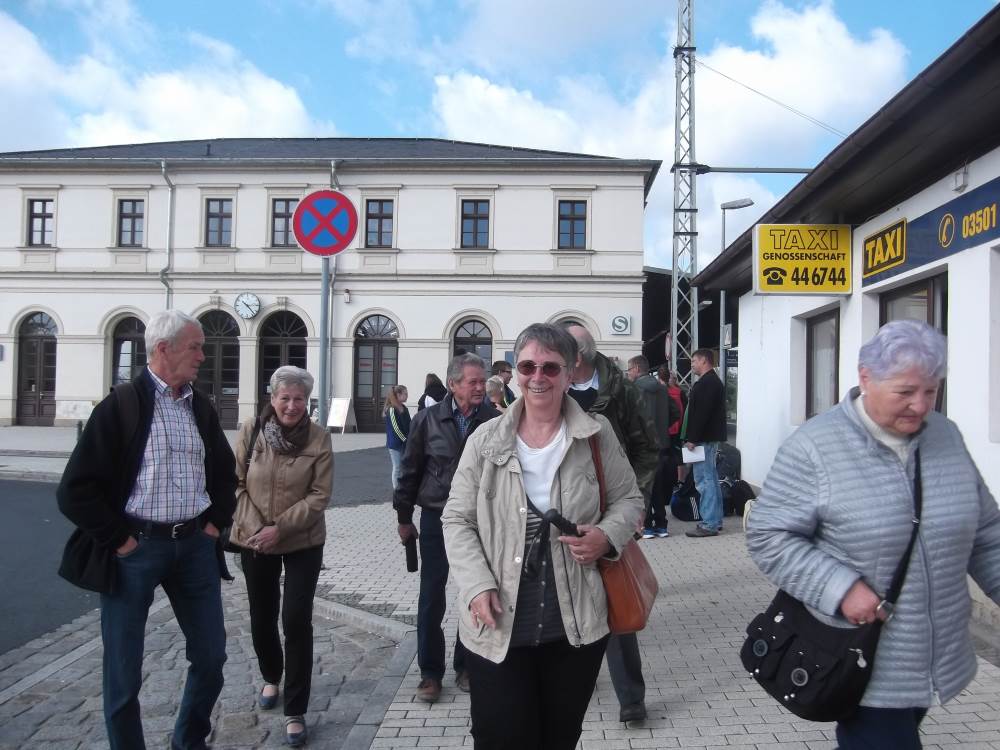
[0,139,660,430]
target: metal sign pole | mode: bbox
[319,257,331,427]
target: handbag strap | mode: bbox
[244,417,261,479]
[883,448,923,605]
[589,434,607,514]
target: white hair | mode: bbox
[145,310,201,353]
[270,366,314,398]
[447,353,486,385]
[858,320,947,381]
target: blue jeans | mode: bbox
[388,448,403,490]
[101,530,226,750]
[692,442,722,531]
[417,508,466,681]
[836,706,927,749]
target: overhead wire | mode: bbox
[695,59,848,139]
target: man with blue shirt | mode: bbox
[58,309,237,750]
[394,353,500,702]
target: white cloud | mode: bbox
[432,1,908,269]
[0,11,335,150]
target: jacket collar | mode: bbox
[588,351,621,413]
[480,393,599,465]
[838,385,926,453]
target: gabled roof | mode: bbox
[693,4,1000,293]
[0,137,661,195]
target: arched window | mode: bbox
[258,311,308,415]
[356,314,399,339]
[112,317,146,385]
[454,320,492,362]
[20,312,57,336]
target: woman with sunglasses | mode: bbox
[442,323,644,750]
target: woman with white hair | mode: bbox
[746,320,1000,748]
[230,366,333,747]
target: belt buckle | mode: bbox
[171,522,185,539]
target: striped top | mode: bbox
[125,368,211,523]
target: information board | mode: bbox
[327,397,357,433]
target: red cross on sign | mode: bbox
[292,190,358,256]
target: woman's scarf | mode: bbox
[260,403,311,454]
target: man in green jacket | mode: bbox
[565,325,659,724]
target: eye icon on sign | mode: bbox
[938,213,955,249]
[611,315,630,334]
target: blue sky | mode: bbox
[3,0,995,268]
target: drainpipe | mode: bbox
[159,160,175,308]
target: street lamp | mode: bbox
[719,198,754,385]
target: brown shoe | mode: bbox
[455,670,471,693]
[416,677,442,703]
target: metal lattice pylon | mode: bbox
[671,0,698,386]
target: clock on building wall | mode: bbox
[235,292,261,319]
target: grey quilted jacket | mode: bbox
[746,387,1000,707]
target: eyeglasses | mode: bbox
[515,360,567,377]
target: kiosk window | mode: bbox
[806,309,839,419]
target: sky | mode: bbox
[2,0,995,270]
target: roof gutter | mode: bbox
[159,160,174,307]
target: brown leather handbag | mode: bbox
[590,435,659,634]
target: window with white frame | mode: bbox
[28,199,54,246]
[117,199,144,247]
[205,198,233,247]
[806,309,839,418]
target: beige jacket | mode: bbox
[442,396,644,663]
[231,419,333,555]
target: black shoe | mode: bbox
[619,702,647,723]
[284,715,307,747]
[685,525,719,537]
[259,684,279,710]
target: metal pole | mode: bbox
[719,211,726,384]
[319,257,330,428]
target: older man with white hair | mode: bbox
[58,309,237,750]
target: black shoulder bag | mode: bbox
[740,449,922,722]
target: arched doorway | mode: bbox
[353,315,399,433]
[196,311,240,428]
[453,319,492,361]
[16,312,58,426]
[112,317,147,386]
[258,311,307,416]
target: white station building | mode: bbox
[0,138,659,431]
[694,7,1000,496]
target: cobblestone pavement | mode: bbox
[0,561,409,750]
[320,504,1000,750]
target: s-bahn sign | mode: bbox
[753,224,852,295]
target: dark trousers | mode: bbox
[101,530,226,750]
[417,508,466,681]
[836,706,928,749]
[648,447,677,529]
[465,636,608,750]
[606,632,646,707]
[241,545,323,716]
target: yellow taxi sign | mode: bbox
[753,224,852,295]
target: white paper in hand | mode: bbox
[682,444,706,464]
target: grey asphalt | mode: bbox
[0,479,98,654]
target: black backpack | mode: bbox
[722,478,756,517]
[670,473,701,522]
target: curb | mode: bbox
[0,469,61,483]
[312,597,415,641]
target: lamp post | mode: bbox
[719,198,754,386]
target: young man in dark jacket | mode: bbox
[684,348,728,537]
[394,353,500,703]
[566,325,659,724]
[57,310,237,750]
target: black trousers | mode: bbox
[417,508,466,681]
[606,632,645,707]
[465,636,608,750]
[241,545,323,716]
[648,447,678,528]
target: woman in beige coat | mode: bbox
[442,323,643,750]
[231,366,333,747]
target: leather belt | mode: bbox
[127,516,203,540]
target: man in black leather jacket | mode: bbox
[394,353,500,702]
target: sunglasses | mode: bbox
[515,360,567,377]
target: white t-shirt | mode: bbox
[516,421,568,513]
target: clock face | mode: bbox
[235,292,260,319]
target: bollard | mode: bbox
[76,420,83,442]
